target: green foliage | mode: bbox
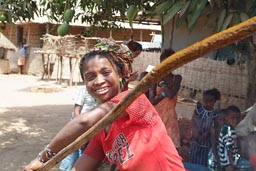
[217,9,226,32]
[188,0,208,30]
[221,13,233,31]
[126,5,138,28]
[163,0,186,25]
[152,1,173,15]
[0,0,39,23]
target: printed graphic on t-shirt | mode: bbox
[106,133,135,165]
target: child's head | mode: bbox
[202,88,221,110]
[79,51,122,103]
[127,41,142,58]
[160,48,175,62]
[215,109,226,127]
[225,105,241,128]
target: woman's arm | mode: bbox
[24,102,115,171]
[72,154,101,171]
[148,84,165,105]
[210,127,220,165]
[191,111,201,140]
[162,74,182,99]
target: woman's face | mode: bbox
[82,55,120,103]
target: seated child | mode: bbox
[59,87,98,171]
[217,105,251,171]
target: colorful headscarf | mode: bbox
[91,38,135,90]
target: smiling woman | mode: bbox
[80,52,121,104]
[24,40,185,171]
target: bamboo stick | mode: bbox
[39,16,256,171]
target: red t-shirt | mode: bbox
[84,91,185,171]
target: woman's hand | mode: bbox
[192,128,202,140]
[23,158,43,171]
[128,71,139,82]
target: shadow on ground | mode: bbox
[0,104,72,171]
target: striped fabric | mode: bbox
[218,124,241,167]
[189,102,218,166]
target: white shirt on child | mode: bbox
[74,87,98,114]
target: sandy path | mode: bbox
[0,74,77,171]
[0,74,194,171]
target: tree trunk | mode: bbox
[246,40,256,108]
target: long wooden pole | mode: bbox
[39,16,256,171]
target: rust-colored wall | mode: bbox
[1,22,160,48]
[2,23,46,47]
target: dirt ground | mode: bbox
[0,74,195,171]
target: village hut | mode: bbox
[0,32,17,73]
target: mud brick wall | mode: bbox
[2,23,160,48]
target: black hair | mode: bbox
[226,105,241,114]
[203,88,221,101]
[79,51,121,81]
[217,108,227,116]
[160,48,175,62]
[127,40,142,52]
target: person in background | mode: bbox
[126,40,142,59]
[189,88,221,167]
[247,131,256,169]
[24,44,185,171]
[236,103,256,170]
[18,43,29,74]
[122,40,142,89]
[138,71,149,98]
[59,86,98,171]
[236,103,256,138]
[149,48,182,149]
[217,105,243,171]
[208,109,226,171]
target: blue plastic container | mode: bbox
[183,162,211,171]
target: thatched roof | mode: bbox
[0,33,17,51]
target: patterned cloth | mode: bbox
[84,91,185,171]
[18,57,26,66]
[18,47,27,66]
[91,38,135,90]
[218,124,241,167]
[189,102,218,166]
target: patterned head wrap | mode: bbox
[91,38,135,89]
